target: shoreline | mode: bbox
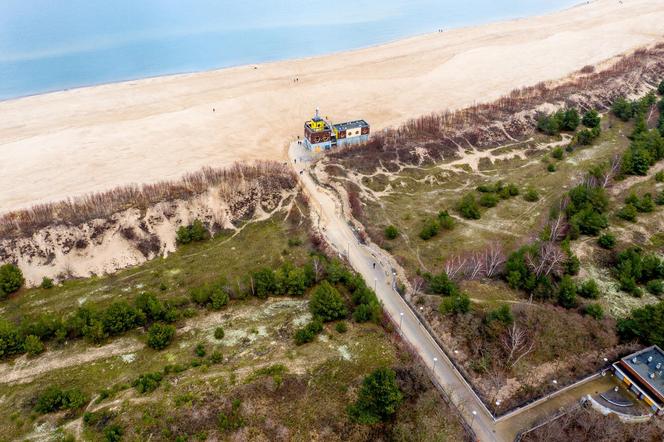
[1,0,664,213]
[0,1,586,103]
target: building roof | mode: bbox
[621,345,664,399]
[333,120,369,131]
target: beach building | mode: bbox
[303,109,369,151]
[612,345,664,414]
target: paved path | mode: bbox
[289,142,500,441]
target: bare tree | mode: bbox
[525,242,565,278]
[444,255,467,280]
[483,243,506,278]
[311,256,323,283]
[467,252,485,280]
[501,323,535,368]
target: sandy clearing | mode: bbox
[1,0,664,212]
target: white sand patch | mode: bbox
[292,312,312,327]
[121,353,136,363]
[337,345,352,361]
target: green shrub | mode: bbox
[352,302,381,323]
[24,335,45,356]
[584,303,604,320]
[218,399,245,431]
[551,147,564,160]
[537,114,560,135]
[335,321,348,333]
[578,280,600,299]
[439,294,471,315]
[384,225,398,240]
[598,233,616,249]
[104,424,123,442]
[40,277,54,289]
[437,210,455,230]
[635,193,655,213]
[457,194,480,220]
[194,343,206,357]
[146,323,175,350]
[214,327,225,340]
[523,188,540,202]
[618,301,664,346]
[655,171,664,182]
[658,80,664,95]
[485,304,513,326]
[348,367,403,424]
[479,193,499,208]
[576,127,601,145]
[428,271,458,296]
[190,280,229,310]
[647,280,664,296]
[0,320,24,358]
[557,276,577,308]
[617,204,638,222]
[547,163,556,172]
[0,263,24,299]
[175,219,209,244]
[309,281,347,322]
[209,351,223,364]
[582,110,601,128]
[657,190,664,206]
[418,218,440,240]
[612,97,635,121]
[132,372,163,394]
[251,268,277,298]
[294,319,323,345]
[34,387,87,413]
[287,237,303,247]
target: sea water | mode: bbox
[0,0,579,100]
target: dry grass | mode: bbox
[0,161,296,238]
[330,44,664,172]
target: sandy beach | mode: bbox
[1,0,663,213]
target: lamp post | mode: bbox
[471,410,477,428]
[399,312,404,332]
[433,357,438,371]
[374,278,377,291]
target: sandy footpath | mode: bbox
[1,0,663,213]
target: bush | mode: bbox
[558,276,577,308]
[384,225,398,240]
[617,204,637,222]
[24,335,45,356]
[655,171,664,182]
[428,271,458,296]
[551,147,564,160]
[190,280,229,310]
[537,114,560,135]
[104,424,123,442]
[209,350,223,364]
[612,97,635,121]
[146,323,175,350]
[597,233,616,249]
[132,372,163,394]
[578,280,600,299]
[34,387,87,413]
[634,193,655,213]
[294,319,323,345]
[618,301,664,346]
[251,268,277,298]
[418,218,440,240]
[335,321,348,333]
[658,80,664,95]
[214,327,225,340]
[439,294,471,315]
[457,194,480,220]
[352,302,381,323]
[576,127,600,145]
[176,219,209,244]
[657,190,664,206]
[584,303,604,320]
[40,277,54,289]
[547,163,556,173]
[194,343,206,357]
[582,110,601,128]
[479,193,499,208]
[438,210,455,230]
[0,263,24,299]
[523,188,539,202]
[309,281,347,322]
[0,320,24,358]
[647,280,664,296]
[218,399,245,431]
[486,304,513,325]
[348,367,403,424]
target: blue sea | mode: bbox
[0,0,579,101]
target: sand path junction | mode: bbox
[1,0,664,213]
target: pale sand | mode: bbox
[1,0,663,213]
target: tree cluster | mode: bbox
[34,386,87,414]
[348,367,403,424]
[0,263,24,299]
[419,210,454,240]
[613,248,664,297]
[175,219,209,244]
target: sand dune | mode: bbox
[1,0,663,213]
